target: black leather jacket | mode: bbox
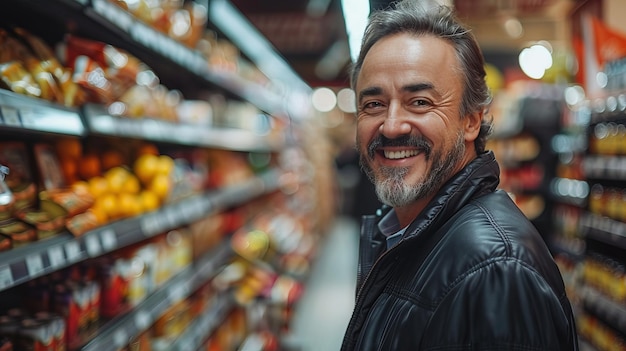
[341,151,578,350]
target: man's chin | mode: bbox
[374,179,420,208]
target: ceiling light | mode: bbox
[337,88,356,113]
[519,43,553,80]
[311,87,337,112]
[341,0,370,62]
[564,85,585,106]
[503,17,523,39]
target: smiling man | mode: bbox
[340,1,579,350]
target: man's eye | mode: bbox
[363,101,383,109]
[412,99,430,106]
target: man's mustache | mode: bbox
[367,135,432,159]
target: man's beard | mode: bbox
[359,132,466,207]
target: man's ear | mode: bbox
[464,110,483,142]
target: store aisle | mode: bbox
[286,216,360,351]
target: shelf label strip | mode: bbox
[1,106,21,126]
[0,266,13,290]
[92,0,134,33]
[25,254,44,277]
[47,245,66,268]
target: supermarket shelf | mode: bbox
[9,0,290,116]
[169,292,235,351]
[0,90,85,136]
[549,177,589,208]
[551,133,587,155]
[0,168,282,293]
[579,212,626,250]
[0,88,285,152]
[580,285,626,335]
[203,69,288,119]
[548,236,586,260]
[83,105,284,152]
[583,155,626,180]
[80,242,234,351]
[0,1,314,350]
[86,0,208,80]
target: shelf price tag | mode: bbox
[25,254,44,277]
[174,202,191,223]
[0,266,13,290]
[65,241,82,263]
[1,106,21,127]
[113,329,129,348]
[19,108,84,136]
[182,197,204,220]
[134,310,152,330]
[168,282,188,303]
[165,208,179,228]
[140,213,162,236]
[141,119,163,140]
[116,118,144,137]
[47,246,65,268]
[85,234,102,257]
[100,229,117,251]
[18,108,36,127]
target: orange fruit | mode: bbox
[123,175,141,194]
[104,166,132,194]
[101,150,125,171]
[148,173,171,201]
[88,207,108,225]
[101,192,117,212]
[60,158,78,184]
[79,154,101,179]
[87,176,109,198]
[93,193,117,221]
[118,193,142,218]
[138,190,160,212]
[156,155,175,176]
[104,166,130,179]
[134,153,160,184]
[56,138,82,160]
[78,153,101,180]
[136,143,159,157]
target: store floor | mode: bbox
[285,216,360,351]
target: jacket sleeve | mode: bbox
[419,258,578,350]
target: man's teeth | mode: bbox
[384,150,419,159]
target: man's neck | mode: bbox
[394,196,433,228]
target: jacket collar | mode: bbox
[396,150,500,241]
[355,151,500,297]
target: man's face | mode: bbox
[355,33,479,209]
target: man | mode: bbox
[341,1,579,350]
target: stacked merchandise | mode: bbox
[486,81,563,237]
[0,0,337,350]
[550,13,626,351]
[553,93,626,351]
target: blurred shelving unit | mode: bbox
[0,0,336,350]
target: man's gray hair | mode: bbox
[350,0,493,153]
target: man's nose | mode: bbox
[379,107,411,139]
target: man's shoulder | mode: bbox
[439,190,555,275]
[451,189,537,236]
